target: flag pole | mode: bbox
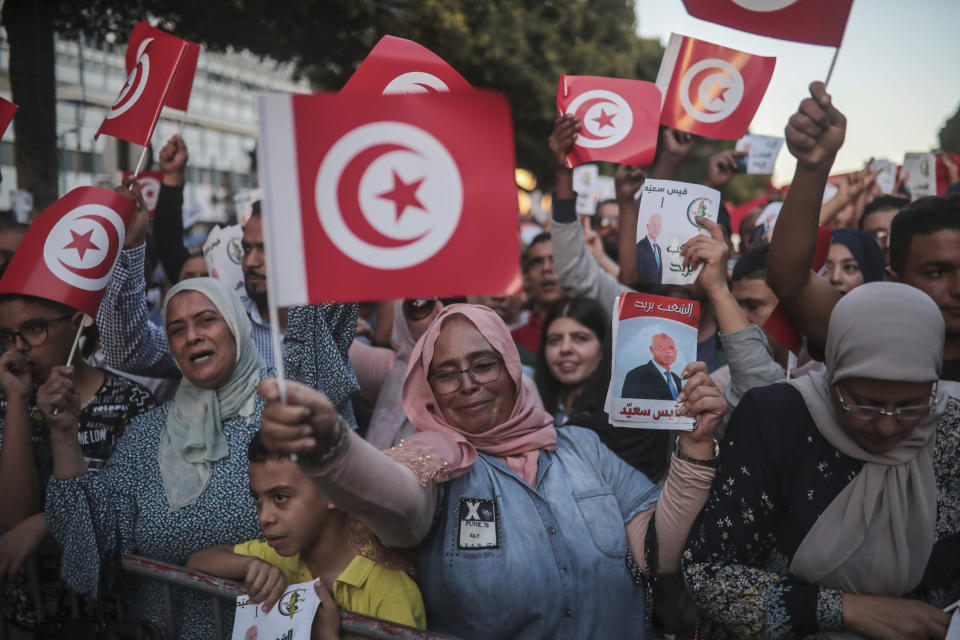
[823,47,840,88]
[133,144,150,178]
[258,196,288,406]
[52,317,87,416]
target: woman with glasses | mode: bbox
[684,282,958,639]
[0,286,155,634]
[258,303,727,638]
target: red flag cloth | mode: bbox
[121,170,164,217]
[556,75,661,168]
[0,97,17,140]
[0,187,136,317]
[340,35,472,95]
[762,225,832,355]
[656,34,775,140]
[256,90,520,305]
[681,0,852,47]
[96,37,187,146]
[937,152,960,194]
[126,21,200,112]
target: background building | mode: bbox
[0,31,308,232]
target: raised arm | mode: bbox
[649,128,696,180]
[766,82,845,348]
[615,165,646,288]
[257,379,436,548]
[548,114,631,311]
[0,350,40,528]
[153,135,191,283]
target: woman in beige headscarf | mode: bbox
[683,282,959,640]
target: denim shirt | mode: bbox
[415,426,661,639]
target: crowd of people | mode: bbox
[0,75,958,640]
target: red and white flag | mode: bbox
[656,34,775,140]
[556,75,661,168]
[681,0,852,48]
[0,187,136,317]
[257,90,519,304]
[121,170,164,216]
[0,97,17,140]
[96,36,187,146]
[340,35,472,95]
[126,21,200,112]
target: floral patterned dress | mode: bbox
[44,303,358,639]
[683,383,960,639]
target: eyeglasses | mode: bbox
[834,384,935,423]
[403,298,438,321]
[427,356,503,395]
[0,315,75,349]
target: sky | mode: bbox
[633,0,960,186]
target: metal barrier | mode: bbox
[121,555,456,640]
[1,554,454,640]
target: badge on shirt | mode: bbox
[458,498,499,550]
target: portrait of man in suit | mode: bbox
[635,213,663,287]
[621,332,683,400]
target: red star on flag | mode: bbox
[63,228,100,261]
[377,170,426,222]
[593,108,616,130]
[706,80,730,103]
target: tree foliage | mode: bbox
[939,102,960,154]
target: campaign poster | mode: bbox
[203,224,249,306]
[231,581,321,640]
[902,152,936,200]
[735,134,784,175]
[635,179,719,286]
[605,292,700,430]
[572,163,599,215]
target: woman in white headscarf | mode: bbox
[683,282,959,640]
[41,278,357,639]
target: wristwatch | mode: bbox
[674,435,720,468]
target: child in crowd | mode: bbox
[187,433,425,639]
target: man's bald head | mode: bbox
[649,332,678,369]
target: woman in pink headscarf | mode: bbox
[258,304,726,639]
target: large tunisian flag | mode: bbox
[0,97,16,140]
[340,35,472,95]
[96,36,187,146]
[0,187,137,317]
[126,21,201,111]
[681,0,852,48]
[656,33,775,140]
[256,90,519,305]
[556,75,661,168]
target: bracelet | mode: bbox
[298,416,350,467]
[674,435,719,468]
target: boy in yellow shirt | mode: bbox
[188,433,425,639]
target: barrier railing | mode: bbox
[1,554,454,640]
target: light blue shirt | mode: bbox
[415,426,660,639]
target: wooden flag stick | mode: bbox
[133,144,150,178]
[824,47,840,88]
[258,194,288,406]
[52,318,87,416]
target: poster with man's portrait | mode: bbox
[635,179,719,287]
[605,292,700,430]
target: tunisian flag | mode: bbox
[256,90,519,305]
[656,34,775,140]
[0,97,16,140]
[96,36,187,146]
[121,170,164,216]
[340,35,472,95]
[0,187,136,317]
[556,75,661,168]
[126,21,200,112]
[682,0,852,48]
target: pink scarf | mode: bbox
[399,304,556,486]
